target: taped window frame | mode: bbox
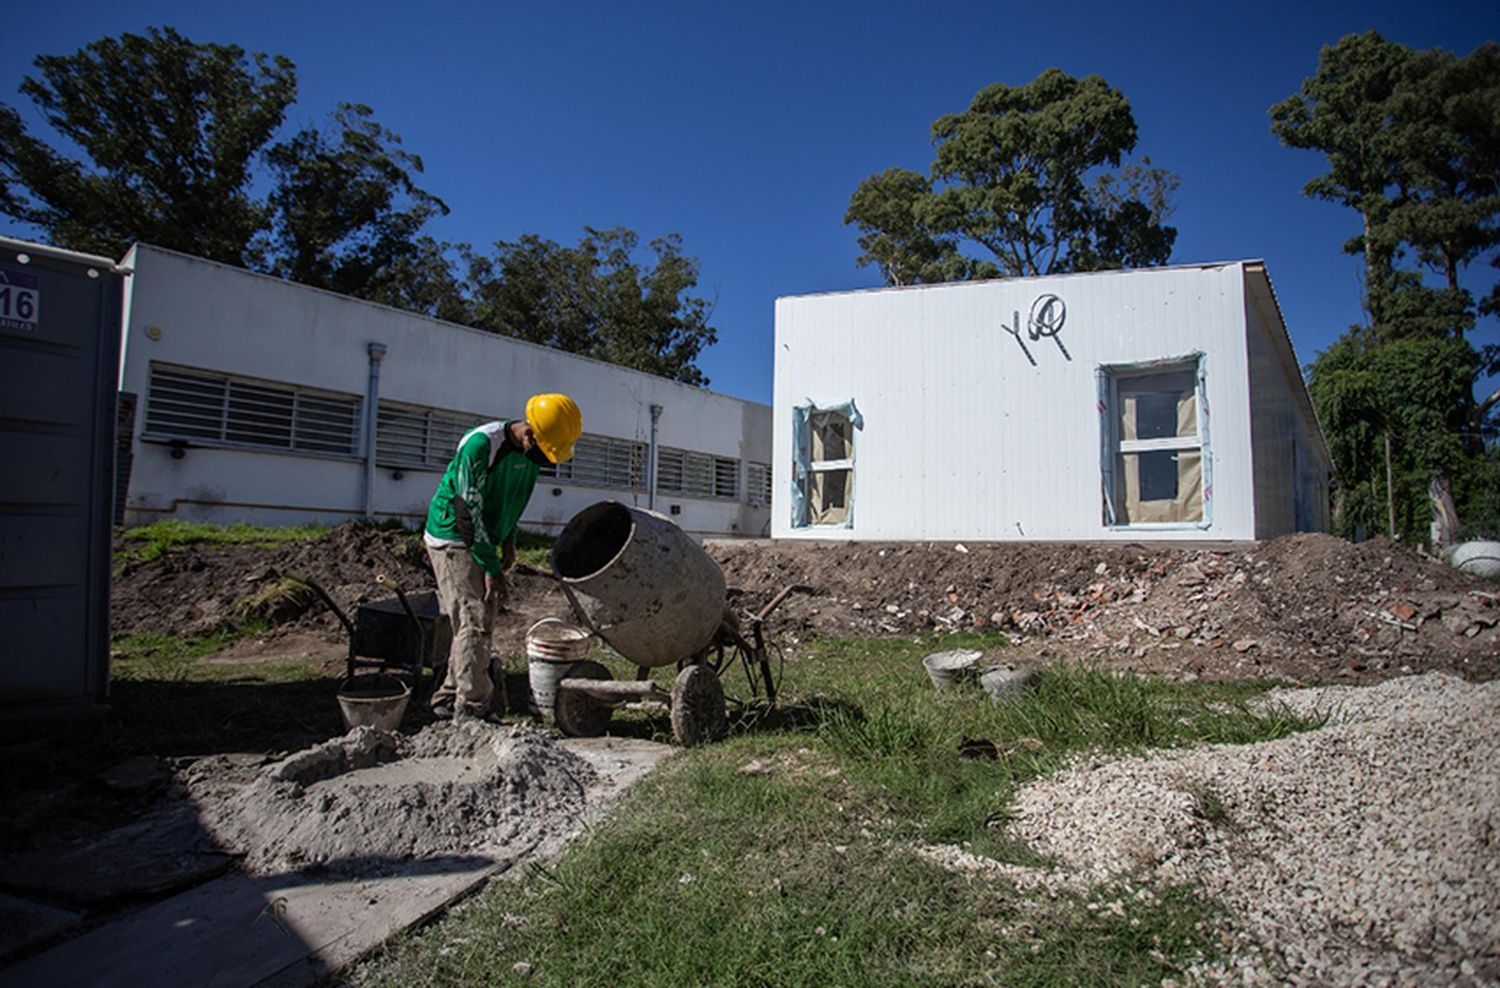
[1097,354,1212,531]
[791,398,863,529]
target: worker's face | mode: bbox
[515,421,552,465]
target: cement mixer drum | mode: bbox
[551,501,727,668]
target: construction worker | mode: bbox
[423,393,582,721]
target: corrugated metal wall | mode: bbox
[773,263,1273,541]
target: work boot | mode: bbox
[454,703,503,726]
[430,700,454,720]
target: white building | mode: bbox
[117,245,772,539]
[772,261,1329,542]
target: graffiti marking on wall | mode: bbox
[1001,294,1070,365]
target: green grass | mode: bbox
[115,518,559,572]
[353,633,1323,987]
[513,527,556,570]
[22,628,342,767]
[115,518,328,568]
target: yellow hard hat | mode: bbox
[525,393,583,464]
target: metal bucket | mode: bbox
[336,675,411,731]
[526,618,590,718]
[552,501,726,668]
[922,650,981,692]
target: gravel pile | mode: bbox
[931,673,1499,985]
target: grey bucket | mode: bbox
[922,650,982,692]
[552,501,726,668]
[1448,540,1500,580]
[979,666,1038,703]
[526,617,590,718]
[336,675,411,732]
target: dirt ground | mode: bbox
[4,525,1491,975]
[113,525,1499,685]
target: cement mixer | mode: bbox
[541,501,800,745]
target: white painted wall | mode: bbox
[772,262,1324,542]
[1243,267,1332,537]
[117,245,771,538]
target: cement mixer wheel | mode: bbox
[554,660,614,737]
[671,664,727,746]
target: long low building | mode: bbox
[117,244,772,539]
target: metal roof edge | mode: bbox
[0,235,131,273]
[775,259,1248,303]
[123,242,768,410]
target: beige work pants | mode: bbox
[427,544,495,712]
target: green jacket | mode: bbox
[423,421,541,576]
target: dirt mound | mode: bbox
[111,524,1496,684]
[708,536,1499,683]
[111,523,571,648]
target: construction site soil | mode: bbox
[112,524,1499,684]
[2,526,1485,980]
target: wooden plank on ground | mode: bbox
[0,803,233,905]
[0,892,81,962]
[0,850,521,988]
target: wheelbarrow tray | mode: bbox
[351,591,452,677]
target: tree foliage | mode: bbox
[846,69,1178,285]
[0,26,294,263]
[1277,32,1500,541]
[464,228,718,386]
[263,103,450,300]
[0,27,719,386]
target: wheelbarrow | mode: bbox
[540,501,804,745]
[301,574,453,728]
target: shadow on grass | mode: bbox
[4,674,350,793]
[486,663,871,746]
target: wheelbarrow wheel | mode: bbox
[671,664,727,746]
[553,660,614,737]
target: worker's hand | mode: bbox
[485,571,509,613]
[501,541,516,572]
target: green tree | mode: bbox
[261,102,462,315]
[0,27,459,314]
[465,228,718,386]
[3,28,716,385]
[0,26,294,263]
[846,69,1179,285]
[844,168,980,286]
[1276,33,1500,542]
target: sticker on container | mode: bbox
[0,267,41,333]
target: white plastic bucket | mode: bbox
[1449,540,1500,580]
[526,618,591,717]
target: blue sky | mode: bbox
[2,1,1496,404]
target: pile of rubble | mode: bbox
[712,534,1498,683]
[109,524,1497,685]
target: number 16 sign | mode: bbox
[0,267,41,334]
